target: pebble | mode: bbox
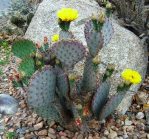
[108,129,117,139]
[38,129,48,136]
[48,132,56,139]
[125,119,132,126]
[64,130,74,138]
[77,134,84,139]
[123,134,128,139]
[24,133,35,139]
[136,112,144,120]
[34,122,44,130]
[88,135,93,139]
[104,130,109,136]
[48,128,55,134]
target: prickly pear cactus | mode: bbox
[52,40,86,68]
[81,56,97,93]
[84,20,103,57]
[55,66,70,99]
[27,66,56,108]
[59,30,75,40]
[34,103,64,124]
[92,81,110,118]
[101,18,114,47]
[99,92,125,120]
[12,39,36,59]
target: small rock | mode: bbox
[36,117,42,123]
[123,134,128,139]
[77,134,84,139]
[34,122,44,130]
[19,100,27,109]
[136,112,144,119]
[48,128,55,134]
[48,132,56,139]
[59,131,67,137]
[4,116,10,123]
[88,134,93,139]
[125,119,132,126]
[145,111,149,125]
[49,121,55,127]
[61,136,69,139]
[64,130,74,138]
[25,133,35,139]
[38,129,48,136]
[0,94,18,115]
[104,130,109,136]
[135,91,148,104]
[101,137,107,139]
[108,129,117,139]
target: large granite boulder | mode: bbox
[25,0,147,114]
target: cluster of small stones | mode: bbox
[0,34,149,139]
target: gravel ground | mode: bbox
[0,34,149,139]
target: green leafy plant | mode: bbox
[5,131,16,139]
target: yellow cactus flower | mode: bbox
[51,34,59,42]
[57,8,79,22]
[121,69,142,84]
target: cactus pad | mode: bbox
[55,66,70,99]
[92,81,110,118]
[99,93,125,120]
[81,56,97,93]
[34,103,64,124]
[27,66,56,108]
[59,30,75,40]
[52,40,86,68]
[101,18,114,47]
[84,20,103,57]
[19,58,35,77]
[12,39,36,59]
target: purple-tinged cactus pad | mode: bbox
[59,30,75,40]
[84,20,103,57]
[34,103,64,124]
[81,56,97,93]
[99,93,125,120]
[52,40,86,68]
[55,66,70,99]
[92,81,110,118]
[27,65,56,108]
[101,18,114,47]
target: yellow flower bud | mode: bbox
[99,12,105,24]
[69,73,77,81]
[106,2,112,9]
[92,56,100,65]
[55,59,60,65]
[51,34,59,42]
[36,53,42,59]
[19,71,26,78]
[36,61,42,66]
[107,64,115,70]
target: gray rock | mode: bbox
[0,94,18,115]
[25,0,147,114]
